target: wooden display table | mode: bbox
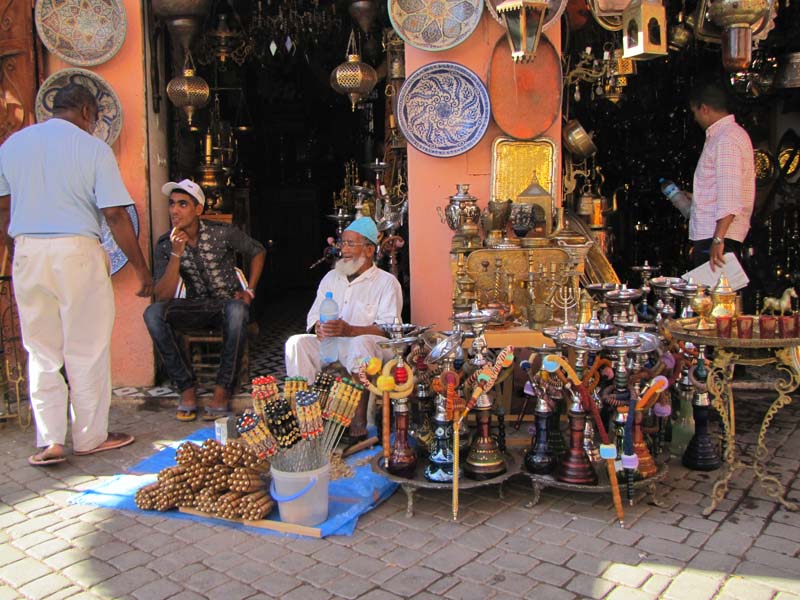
[666,318,800,515]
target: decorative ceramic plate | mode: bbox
[396,62,490,158]
[35,68,123,146]
[485,0,567,31]
[389,0,484,51]
[100,205,139,275]
[488,35,561,140]
[35,0,127,67]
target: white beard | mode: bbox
[335,255,366,277]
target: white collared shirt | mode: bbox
[306,264,403,332]
[690,114,755,242]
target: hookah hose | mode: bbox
[622,393,638,505]
[583,358,613,394]
[544,354,626,527]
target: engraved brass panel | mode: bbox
[491,137,557,202]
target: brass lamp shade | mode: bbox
[166,53,210,125]
[330,54,378,111]
[496,0,549,63]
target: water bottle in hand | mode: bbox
[659,178,691,219]
[319,292,339,366]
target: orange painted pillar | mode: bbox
[406,17,562,329]
[43,0,155,386]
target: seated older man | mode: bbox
[285,217,402,438]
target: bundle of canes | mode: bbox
[359,356,415,464]
[320,378,363,456]
[543,354,626,527]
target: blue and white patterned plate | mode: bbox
[389,0,484,52]
[396,62,490,158]
[100,205,139,275]
[35,68,123,146]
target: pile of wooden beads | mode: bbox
[295,391,323,440]
[311,372,337,408]
[239,490,274,521]
[236,409,279,460]
[283,376,308,404]
[262,397,302,449]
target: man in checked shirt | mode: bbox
[686,81,755,272]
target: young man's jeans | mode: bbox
[143,298,249,393]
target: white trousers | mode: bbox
[13,235,115,451]
[284,334,391,382]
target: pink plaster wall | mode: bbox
[407,17,562,329]
[45,0,155,386]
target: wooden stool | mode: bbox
[179,323,259,391]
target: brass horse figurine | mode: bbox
[762,287,798,315]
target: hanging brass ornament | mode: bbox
[166,51,210,126]
[496,0,550,63]
[330,31,377,111]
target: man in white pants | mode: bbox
[0,83,152,466]
[285,217,402,439]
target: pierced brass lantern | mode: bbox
[166,51,210,126]
[330,32,377,111]
[496,0,549,63]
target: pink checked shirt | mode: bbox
[690,114,755,242]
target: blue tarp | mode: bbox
[70,427,397,538]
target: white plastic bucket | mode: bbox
[269,462,330,526]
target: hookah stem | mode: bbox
[577,384,625,527]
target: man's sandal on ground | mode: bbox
[176,404,198,422]
[28,450,67,466]
[73,432,135,456]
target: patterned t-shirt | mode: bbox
[154,220,265,300]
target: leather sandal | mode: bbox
[73,432,135,456]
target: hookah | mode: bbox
[650,276,683,324]
[408,337,435,458]
[359,323,417,477]
[548,355,598,486]
[543,354,626,526]
[458,347,514,483]
[452,253,478,314]
[631,261,659,322]
[670,342,697,456]
[683,345,721,471]
[521,355,558,474]
[600,330,642,503]
[604,284,644,324]
[454,302,496,369]
[423,330,464,483]
[559,327,603,462]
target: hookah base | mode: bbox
[524,451,557,475]
[424,463,458,483]
[387,455,418,479]
[555,456,599,486]
[464,460,506,481]
[682,435,721,471]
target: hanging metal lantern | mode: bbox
[330,31,377,111]
[166,51,210,126]
[496,0,549,63]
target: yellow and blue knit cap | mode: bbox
[344,217,379,245]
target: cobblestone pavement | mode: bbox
[2,392,800,600]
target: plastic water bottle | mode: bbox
[319,292,339,366]
[659,178,691,219]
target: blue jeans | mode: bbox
[143,299,249,393]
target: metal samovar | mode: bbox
[437,184,481,251]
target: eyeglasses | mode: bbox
[336,240,367,249]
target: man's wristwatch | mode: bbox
[712,236,724,245]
